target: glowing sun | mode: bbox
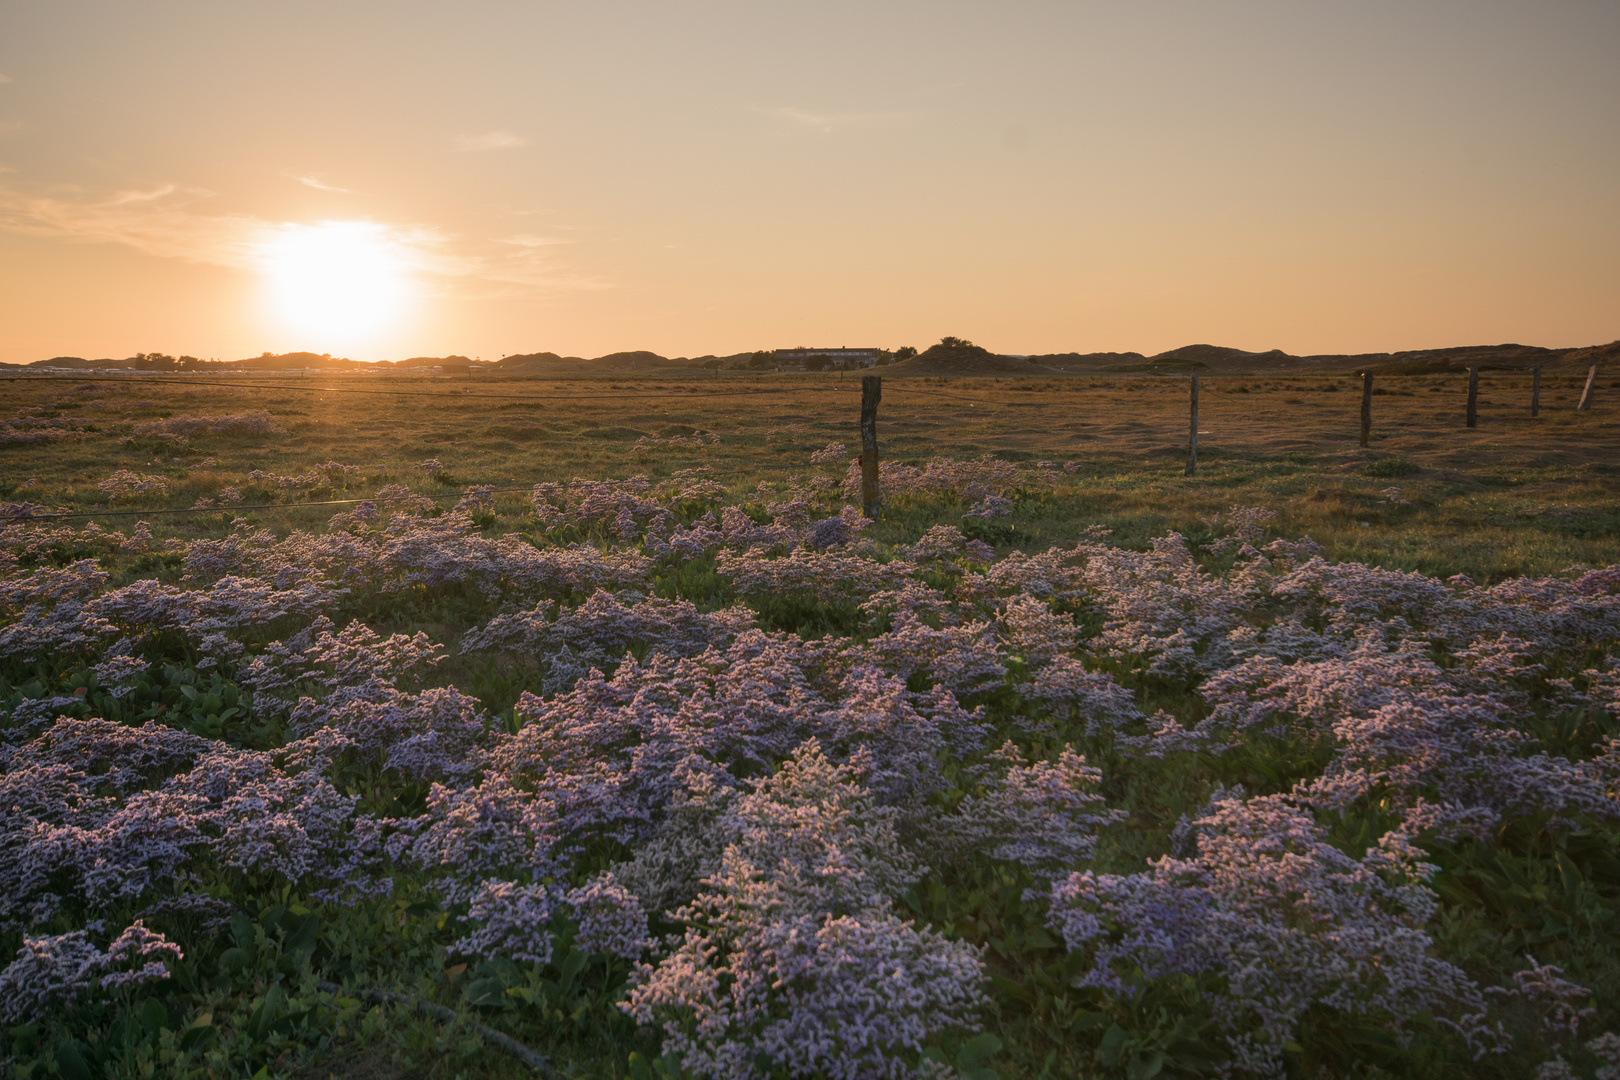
[258,221,413,345]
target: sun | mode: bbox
[258,221,413,347]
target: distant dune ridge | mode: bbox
[9,338,1618,376]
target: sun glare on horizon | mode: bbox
[258,221,414,349]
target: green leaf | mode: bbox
[1099,1024,1129,1066]
[1127,1050,1166,1080]
[464,977,507,1007]
[1555,851,1583,891]
[1166,1036,1223,1069]
[988,974,1035,1006]
[54,1042,93,1080]
[140,995,169,1034]
[956,1032,1003,1080]
[557,947,588,987]
[957,1033,1002,1071]
[271,1007,312,1036]
[287,912,321,955]
[246,1003,269,1042]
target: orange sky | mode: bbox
[1,1,1616,364]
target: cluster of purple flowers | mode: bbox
[96,469,169,501]
[0,920,182,1024]
[131,410,282,438]
[839,456,1025,507]
[0,716,361,930]
[247,460,363,491]
[634,431,719,451]
[1049,789,1507,1076]
[0,416,94,447]
[2,473,1617,1077]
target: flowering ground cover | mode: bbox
[0,373,1618,1079]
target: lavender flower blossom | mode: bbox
[0,921,181,1024]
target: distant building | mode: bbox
[773,347,881,371]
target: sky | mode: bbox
[0,0,1617,364]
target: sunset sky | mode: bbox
[1,1,1616,364]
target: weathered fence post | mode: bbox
[1185,375,1199,477]
[1531,363,1542,417]
[1359,371,1373,447]
[860,375,881,519]
[1466,367,1479,428]
[1578,365,1598,412]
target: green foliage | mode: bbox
[962,517,1017,545]
[748,592,863,639]
[6,372,1620,1078]
[1366,457,1422,477]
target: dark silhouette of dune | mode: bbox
[6,340,1615,376]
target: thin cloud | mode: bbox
[749,105,913,134]
[452,130,527,152]
[0,183,263,265]
[0,75,12,84]
[287,172,353,193]
[0,179,605,295]
[109,184,185,205]
[497,233,569,248]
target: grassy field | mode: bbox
[4,368,1618,579]
[2,369,1618,1080]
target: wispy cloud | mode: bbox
[452,130,526,152]
[0,183,264,265]
[287,172,353,193]
[497,233,568,249]
[0,179,604,294]
[477,233,608,295]
[749,105,913,134]
[0,75,13,85]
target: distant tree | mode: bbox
[747,351,773,370]
[893,346,917,361]
[938,336,973,349]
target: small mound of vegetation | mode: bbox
[1366,456,1422,477]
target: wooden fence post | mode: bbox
[1359,371,1373,447]
[860,375,882,519]
[1531,363,1541,417]
[1185,375,1199,477]
[1578,365,1598,412]
[1466,367,1479,428]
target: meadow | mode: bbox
[0,369,1617,1080]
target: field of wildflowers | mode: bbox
[0,373,1617,1079]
